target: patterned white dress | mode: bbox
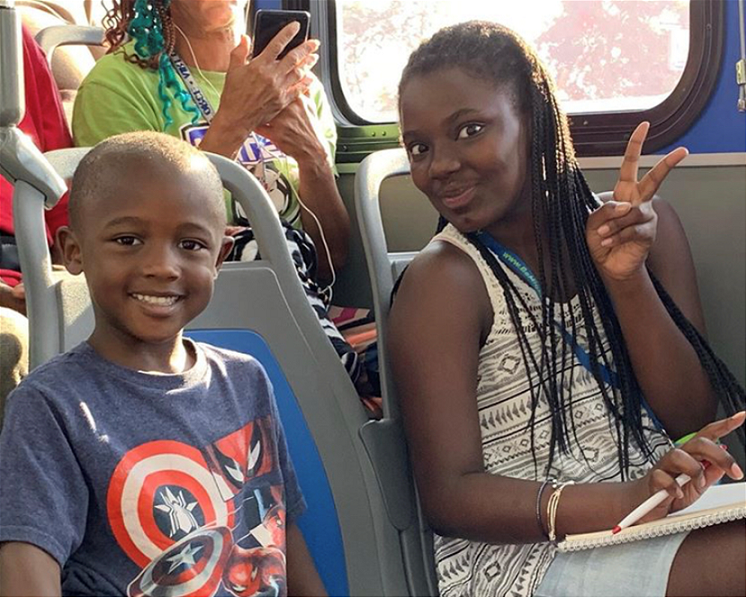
[431,224,673,597]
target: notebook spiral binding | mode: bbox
[557,504,746,552]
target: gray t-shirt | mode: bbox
[0,340,305,597]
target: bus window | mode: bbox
[338,0,689,121]
[330,0,721,156]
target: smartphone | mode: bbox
[251,9,310,60]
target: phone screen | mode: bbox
[252,9,310,59]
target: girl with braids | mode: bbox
[389,21,745,597]
[73,0,362,390]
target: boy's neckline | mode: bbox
[75,338,209,391]
[83,337,203,378]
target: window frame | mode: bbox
[313,0,724,160]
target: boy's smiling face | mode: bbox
[61,156,233,369]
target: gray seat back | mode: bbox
[355,147,439,596]
[355,148,415,419]
[15,148,92,367]
[34,25,104,125]
[35,24,104,62]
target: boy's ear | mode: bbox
[214,236,235,278]
[56,226,84,275]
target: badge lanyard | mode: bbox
[474,230,620,388]
[474,230,667,432]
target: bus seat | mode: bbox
[354,147,439,596]
[12,147,417,596]
[33,24,105,127]
[35,24,105,63]
[20,0,105,93]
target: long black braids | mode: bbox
[399,21,744,478]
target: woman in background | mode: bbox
[74,0,360,386]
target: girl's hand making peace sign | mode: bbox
[585,122,689,282]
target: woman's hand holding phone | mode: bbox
[201,22,319,158]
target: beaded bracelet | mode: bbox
[535,478,555,538]
[546,481,574,543]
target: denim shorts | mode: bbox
[534,532,689,597]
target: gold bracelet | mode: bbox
[546,481,574,543]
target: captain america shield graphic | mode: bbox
[107,440,234,568]
[128,527,233,597]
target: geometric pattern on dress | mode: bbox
[431,225,673,597]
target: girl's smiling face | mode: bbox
[399,67,533,238]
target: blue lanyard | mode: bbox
[474,231,620,389]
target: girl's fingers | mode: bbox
[695,411,746,442]
[650,468,684,500]
[586,201,632,229]
[599,223,655,248]
[638,147,688,201]
[618,122,649,184]
[662,448,708,480]
[654,448,709,496]
[682,436,744,480]
[702,462,727,488]
[595,203,654,238]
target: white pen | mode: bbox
[612,473,691,534]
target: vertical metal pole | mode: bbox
[0,0,24,126]
[738,0,746,111]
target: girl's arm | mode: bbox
[594,198,714,436]
[586,123,716,438]
[388,241,741,544]
[0,542,60,596]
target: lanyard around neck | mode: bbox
[170,52,217,123]
[474,230,620,389]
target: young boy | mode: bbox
[0,132,326,596]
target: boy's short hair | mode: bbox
[68,131,225,231]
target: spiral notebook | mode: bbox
[557,482,746,552]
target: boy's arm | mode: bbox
[286,523,326,597]
[0,542,60,596]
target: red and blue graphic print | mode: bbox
[106,418,289,597]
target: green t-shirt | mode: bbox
[72,42,337,227]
